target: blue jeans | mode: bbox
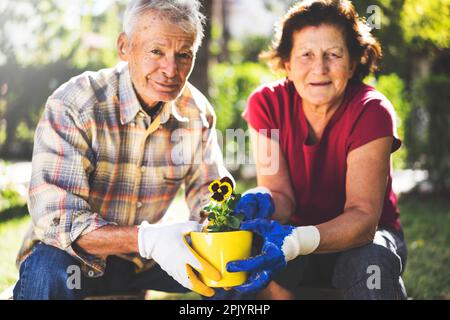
[272,228,408,299]
[13,242,188,300]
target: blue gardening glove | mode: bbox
[234,187,275,221]
[226,219,320,293]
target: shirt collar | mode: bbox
[118,62,141,125]
[117,62,190,125]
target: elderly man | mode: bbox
[13,0,231,300]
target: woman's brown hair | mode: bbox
[261,0,382,82]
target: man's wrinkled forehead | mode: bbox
[133,10,196,39]
[131,16,196,50]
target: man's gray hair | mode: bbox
[123,0,206,51]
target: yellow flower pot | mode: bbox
[190,230,253,288]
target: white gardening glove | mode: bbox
[138,221,221,297]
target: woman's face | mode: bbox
[284,24,356,110]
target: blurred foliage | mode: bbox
[0,0,125,158]
[228,35,272,64]
[0,187,24,213]
[412,74,450,195]
[209,62,280,133]
[0,161,28,220]
[0,61,80,158]
[401,0,450,50]
[209,62,280,175]
[0,0,125,67]
[353,0,450,83]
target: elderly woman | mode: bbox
[228,0,407,300]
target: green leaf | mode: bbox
[207,225,223,232]
[227,215,241,229]
[208,211,216,221]
[235,213,245,223]
[211,205,221,214]
[228,193,241,210]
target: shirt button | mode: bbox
[141,166,146,173]
[136,202,143,209]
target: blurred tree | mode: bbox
[0,0,125,158]
[413,74,450,195]
[367,74,411,169]
[401,0,450,51]
[189,0,213,97]
[209,62,280,176]
[0,61,79,158]
[228,35,272,64]
[217,0,231,62]
[353,0,450,175]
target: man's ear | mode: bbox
[117,32,129,61]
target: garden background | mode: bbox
[0,0,449,299]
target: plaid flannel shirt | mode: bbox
[17,62,228,277]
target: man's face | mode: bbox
[118,11,196,108]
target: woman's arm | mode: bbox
[226,136,394,295]
[315,136,393,253]
[249,127,296,224]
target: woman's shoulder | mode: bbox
[244,79,293,130]
[349,82,390,105]
[346,82,395,114]
[344,82,401,152]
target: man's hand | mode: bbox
[226,219,320,293]
[138,221,221,297]
[234,187,275,221]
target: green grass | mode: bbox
[399,195,450,299]
[0,195,449,299]
[0,213,30,293]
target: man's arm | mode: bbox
[29,98,114,267]
[74,225,138,257]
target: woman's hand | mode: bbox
[234,187,275,220]
[226,219,320,293]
